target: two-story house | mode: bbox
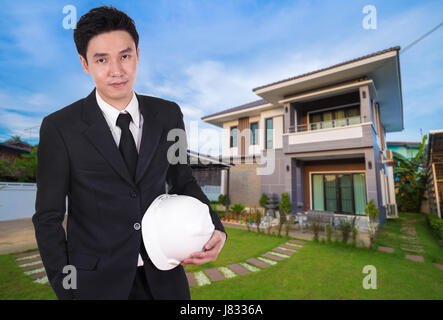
[202,47,403,228]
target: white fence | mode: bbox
[0,182,38,221]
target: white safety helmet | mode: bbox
[141,193,215,271]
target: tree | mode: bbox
[278,192,291,236]
[12,146,37,182]
[259,192,268,214]
[4,135,23,143]
[365,199,379,249]
[393,135,429,212]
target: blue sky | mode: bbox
[0,0,442,152]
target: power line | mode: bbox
[401,20,443,54]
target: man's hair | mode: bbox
[73,5,139,63]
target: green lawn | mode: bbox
[190,240,442,299]
[1,213,442,300]
[184,227,291,272]
[375,212,443,264]
[0,254,56,300]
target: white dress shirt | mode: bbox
[95,89,145,267]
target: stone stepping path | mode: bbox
[12,250,48,284]
[227,263,250,275]
[401,247,425,253]
[273,247,295,256]
[204,268,225,282]
[13,239,307,288]
[399,220,426,263]
[405,254,424,263]
[262,252,286,261]
[378,246,394,253]
[247,257,271,268]
[280,243,301,250]
[185,239,307,287]
[377,219,442,268]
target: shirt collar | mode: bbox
[95,89,140,128]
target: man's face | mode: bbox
[79,30,139,107]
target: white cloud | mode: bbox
[0,109,42,142]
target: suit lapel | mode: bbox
[81,88,163,187]
[134,92,163,185]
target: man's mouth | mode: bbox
[110,81,127,88]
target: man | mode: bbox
[32,5,227,300]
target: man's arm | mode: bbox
[32,117,73,300]
[165,104,227,241]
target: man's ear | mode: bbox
[79,54,89,74]
[136,46,140,64]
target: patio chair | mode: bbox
[306,210,336,232]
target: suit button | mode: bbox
[130,190,137,198]
[134,223,141,231]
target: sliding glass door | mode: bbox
[324,175,337,211]
[312,173,367,215]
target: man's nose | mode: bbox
[109,60,124,77]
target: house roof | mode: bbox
[202,46,403,132]
[187,149,233,168]
[387,141,420,146]
[201,99,268,121]
[0,142,33,154]
[253,46,401,92]
[427,130,443,165]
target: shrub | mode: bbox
[337,218,352,243]
[426,213,443,240]
[285,215,295,237]
[230,203,245,218]
[310,215,322,242]
[216,210,225,219]
[325,223,333,243]
[250,206,262,233]
[218,194,227,206]
[351,216,358,246]
[365,199,379,249]
[259,193,268,211]
[278,192,291,237]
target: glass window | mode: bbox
[346,106,361,125]
[311,173,367,215]
[309,104,361,130]
[312,175,325,210]
[250,122,258,145]
[265,118,273,149]
[324,175,337,212]
[310,113,322,130]
[230,126,237,148]
[335,109,347,127]
[322,112,333,129]
[339,175,353,214]
[353,174,367,215]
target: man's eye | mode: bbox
[97,58,106,63]
[122,54,129,60]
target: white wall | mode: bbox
[0,182,39,221]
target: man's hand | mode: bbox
[181,230,226,266]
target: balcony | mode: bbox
[283,116,372,153]
[288,116,362,133]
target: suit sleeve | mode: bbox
[165,104,227,241]
[32,117,73,300]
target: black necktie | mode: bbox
[116,113,138,181]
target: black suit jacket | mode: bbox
[32,88,227,300]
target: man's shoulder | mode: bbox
[44,95,85,125]
[137,94,183,117]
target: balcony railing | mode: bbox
[288,116,362,133]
